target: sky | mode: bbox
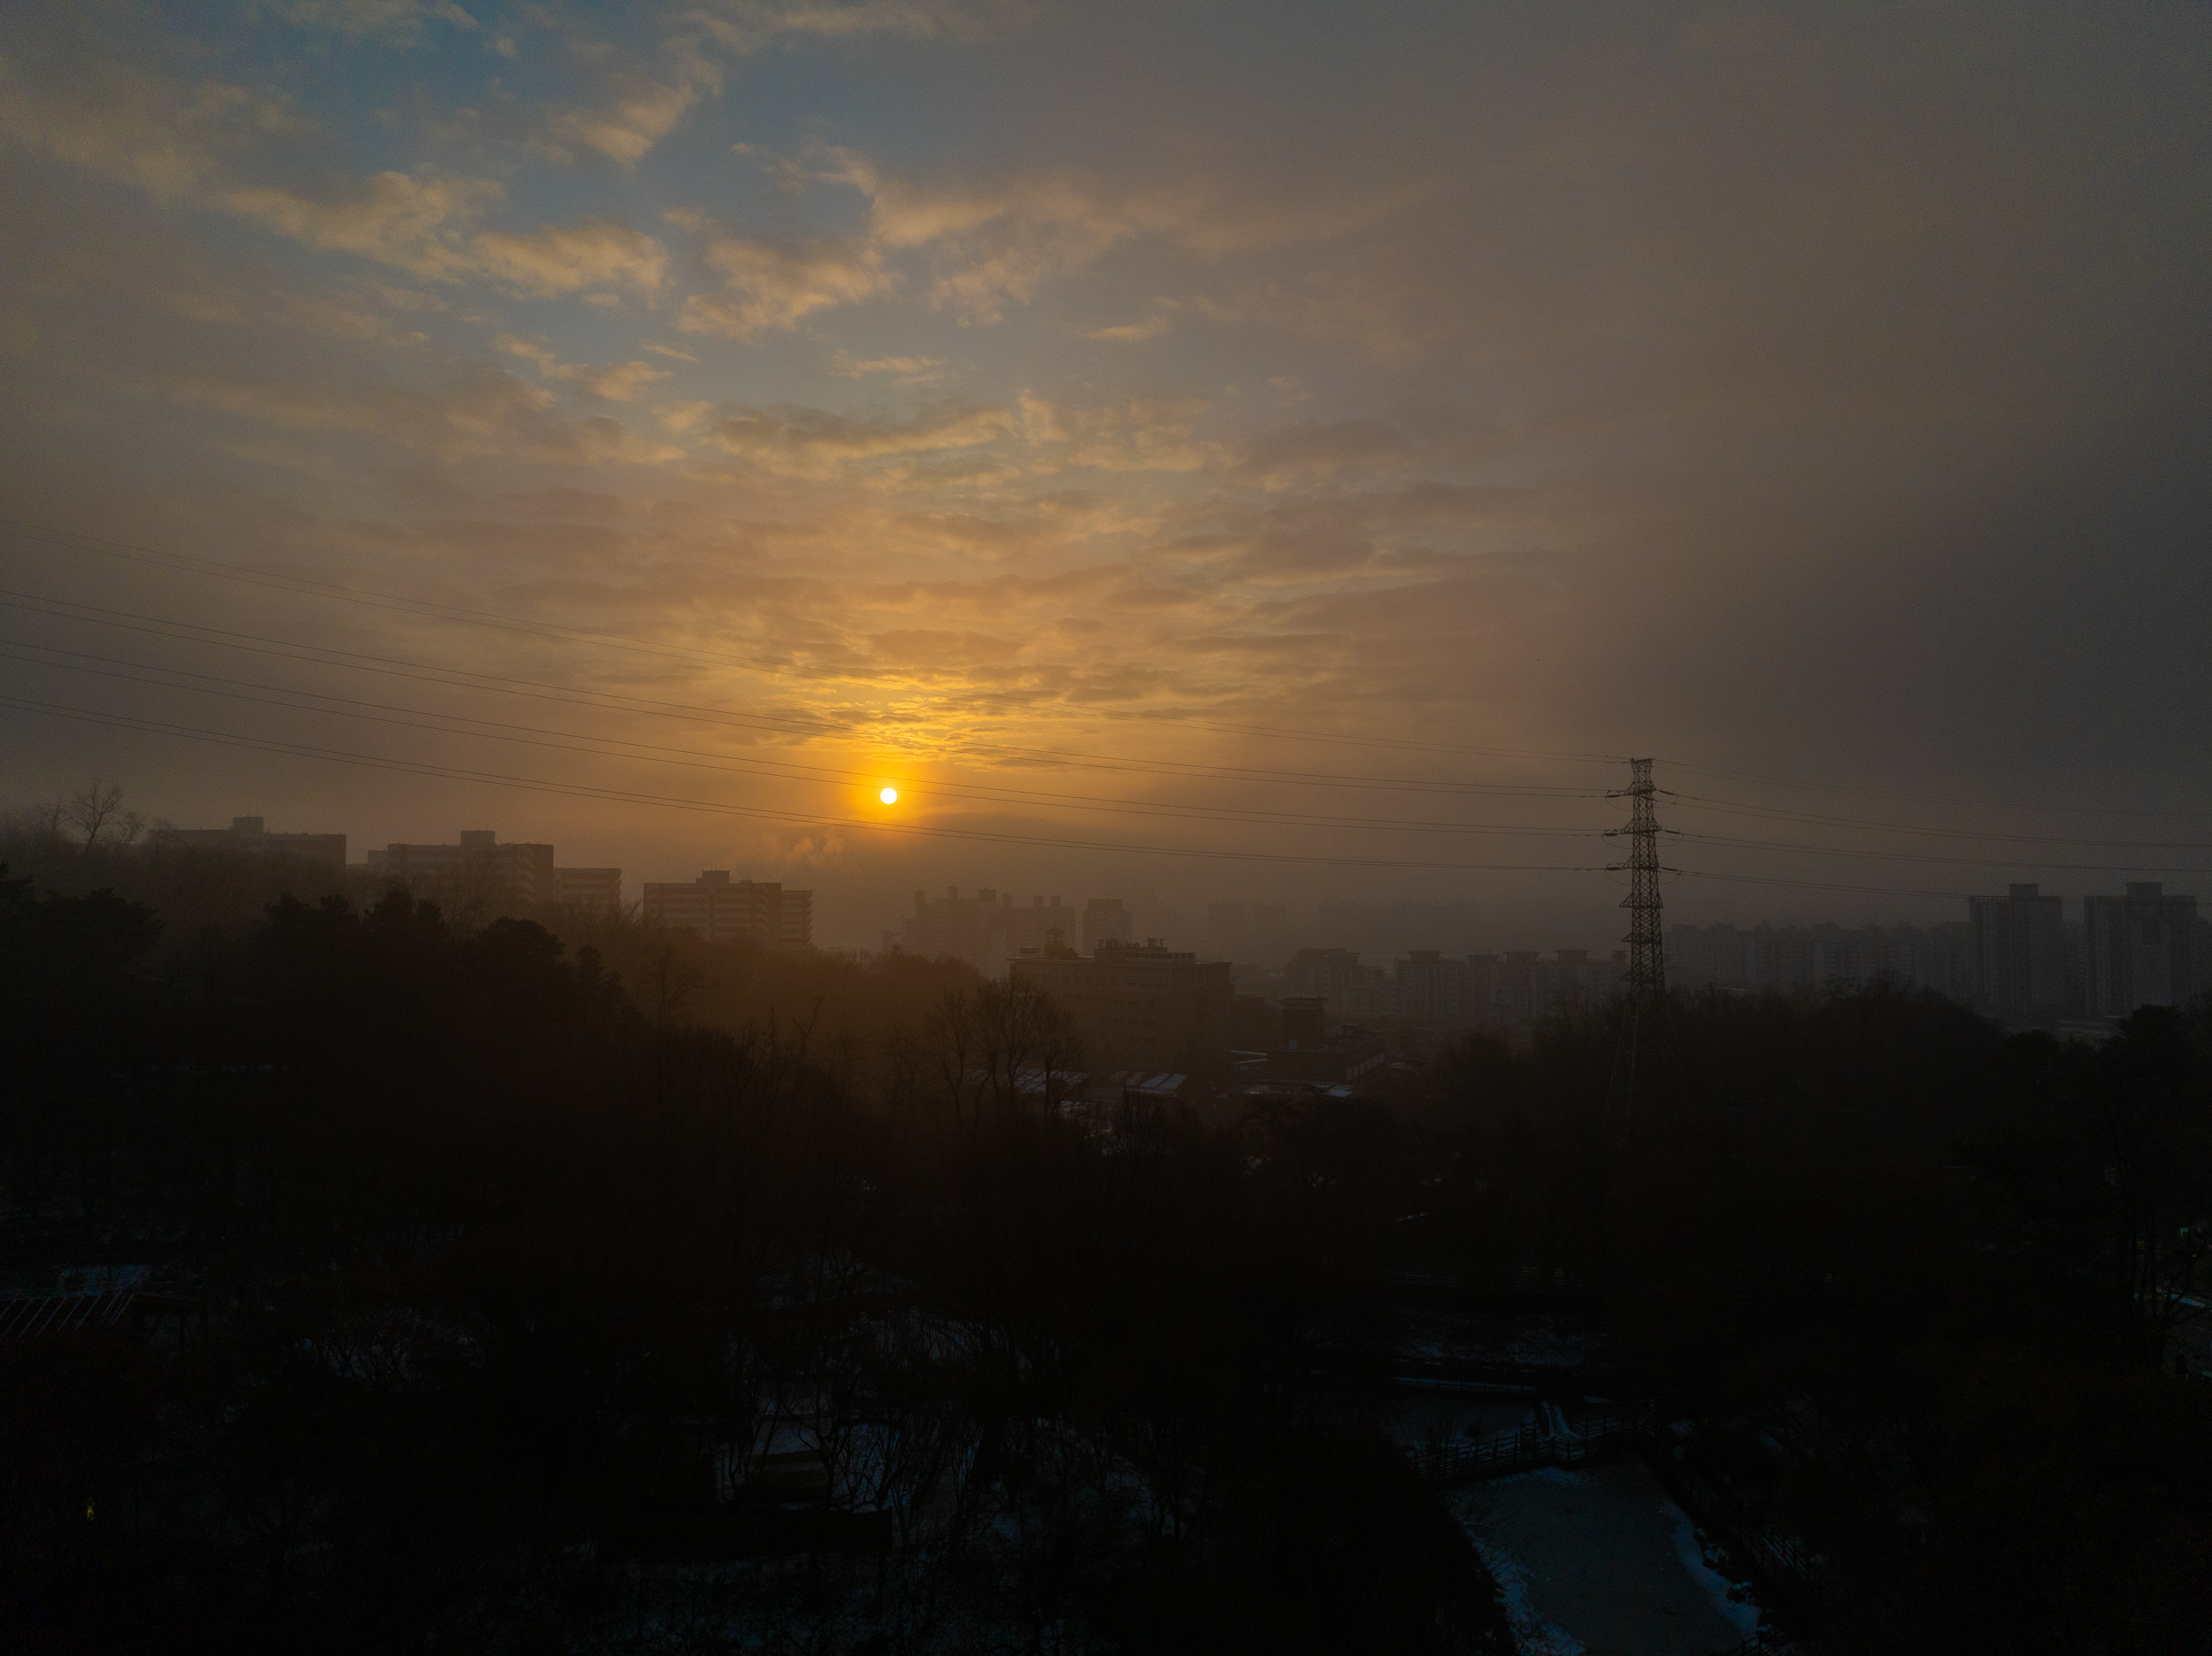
[2,1,2209,951]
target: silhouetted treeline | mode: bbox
[3,840,2208,1654]
[1406,985,2212,1652]
[1,865,1506,1656]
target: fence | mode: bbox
[1417,1405,1653,1486]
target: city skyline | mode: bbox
[4,4,2211,947]
[84,795,2211,1019]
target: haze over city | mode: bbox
[4,6,2210,1653]
[5,3,2211,951]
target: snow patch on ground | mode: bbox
[1473,1542,1587,1656]
[1663,1498,1763,1639]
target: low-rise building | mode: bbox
[161,815,347,866]
[1260,995,1385,1085]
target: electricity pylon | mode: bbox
[1604,757,1674,1125]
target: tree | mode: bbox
[2090,1005,2212,1368]
[64,780,143,852]
[923,978,1085,1125]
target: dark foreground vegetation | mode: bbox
[3,830,2208,1654]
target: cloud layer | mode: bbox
[3,2,2210,939]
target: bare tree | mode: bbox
[643,938,710,1027]
[65,779,143,850]
[923,978,1085,1127]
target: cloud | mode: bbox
[653,402,715,433]
[1033,397,1217,475]
[672,148,1154,332]
[162,365,556,462]
[1077,314,1171,342]
[1229,419,1417,490]
[533,47,723,167]
[161,364,690,468]
[515,4,1033,172]
[693,0,1029,52]
[767,145,1424,329]
[470,216,669,295]
[679,234,891,339]
[0,55,305,200]
[1018,391,1066,445]
[276,289,432,344]
[702,399,1014,476]
[9,0,2212,940]
[494,335,671,401]
[559,415,687,466]
[830,349,949,386]
[220,170,501,276]
[258,1,479,45]
[0,53,667,295]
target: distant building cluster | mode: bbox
[363,829,632,916]
[889,886,1083,971]
[153,815,2206,1044]
[157,815,813,948]
[1667,920,1974,1001]
[1268,945,1625,1031]
[1672,879,2208,1031]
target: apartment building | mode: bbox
[644,871,812,948]
[1011,938,1233,1074]
[367,830,556,907]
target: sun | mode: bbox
[879,786,899,805]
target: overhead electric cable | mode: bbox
[10,514,2208,823]
[1670,868,1972,901]
[1676,830,2212,875]
[0,694,1613,877]
[0,517,1621,767]
[1666,792,2212,846]
[1661,763,2210,820]
[0,593,1607,801]
[0,644,1611,841]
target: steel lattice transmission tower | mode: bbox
[1608,757,1668,1002]
[1605,757,1673,1123]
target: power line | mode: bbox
[0,643,1612,842]
[10,613,2208,879]
[1668,868,1972,901]
[11,514,2208,850]
[1678,830,2212,874]
[0,694,1617,878]
[0,593,1608,802]
[1663,759,2208,819]
[0,517,1624,768]
[1665,791,2212,846]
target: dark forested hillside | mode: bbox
[2,844,2207,1654]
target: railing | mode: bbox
[1423,1422,1557,1483]
[1709,1631,1798,1656]
[1417,1405,1654,1485]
